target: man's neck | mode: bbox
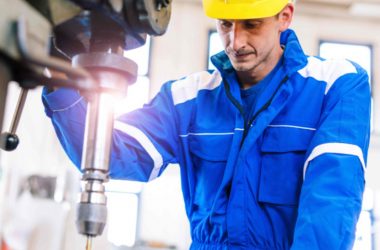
[238,46,284,89]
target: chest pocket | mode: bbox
[258,126,315,206]
[189,134,232,162]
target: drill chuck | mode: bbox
[77,179,108,237]
[76,202,108,236]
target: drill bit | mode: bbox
[86,236,92,250]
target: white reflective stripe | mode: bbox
[303,143,366,180]
[179,128,244,138]
[114,121,163,181]
[179,132,234,137]
[52,97,83,112]
[268,124,316,131]
[298,57,357,94]
[171,71,223,105]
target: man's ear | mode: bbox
[278,4,294,32]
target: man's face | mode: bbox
[216,17,281,73]
[216,6,292,77]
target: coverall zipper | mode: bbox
[223,76,289,147]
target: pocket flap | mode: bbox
[261,126,315,152]
[189,134,232,161]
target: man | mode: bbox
[42,0,371,249]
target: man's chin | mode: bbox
[231,63,252,72]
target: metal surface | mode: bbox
[72,52,138,85]
[82,170,108,180]
[80,191,107,204]
[85,180,105,193]
[0,1,173,247]
[53,5,145,58]
[0,3,97,91]
[75,51,136,241]
[0,15,97,151]
[0,0,51,63]
[9,88,28,134]
[76,202,108,236]
[16,17,94,81]
[86,236,92,250]
[125,0,172,36]
[80,180,107,204]
[81,93,115,172]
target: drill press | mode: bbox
[0,0,172,248]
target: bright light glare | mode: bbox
[106,35,151,248]
[352,187,374,250]
[124,37,151,75]
[208,32,224,70]
[353,211,372,250]
[362,187,374,211]
[107,192,139,247]
[114,76,149,116]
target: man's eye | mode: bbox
[220,21,232,28]
[245,22,259,29]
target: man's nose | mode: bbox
[230,24,247,52]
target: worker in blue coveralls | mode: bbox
[42,0,371,249]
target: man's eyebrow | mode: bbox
[246,19,264,23]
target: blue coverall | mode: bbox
[42,29,371,249]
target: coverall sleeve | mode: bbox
[291,65,371,249]
[42,82,180,182]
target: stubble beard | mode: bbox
[231,48,273,76]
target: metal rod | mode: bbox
[85,236,92,250]
[10,88,28,134]
[81,92,115,172]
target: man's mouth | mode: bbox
[233,52,254,60]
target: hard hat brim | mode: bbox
[203,0,290,20]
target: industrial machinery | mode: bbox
[0,0,172,249]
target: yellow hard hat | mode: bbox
[202,0,291,19]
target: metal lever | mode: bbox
[0,88,28,151]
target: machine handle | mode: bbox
[0,88,28,151]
